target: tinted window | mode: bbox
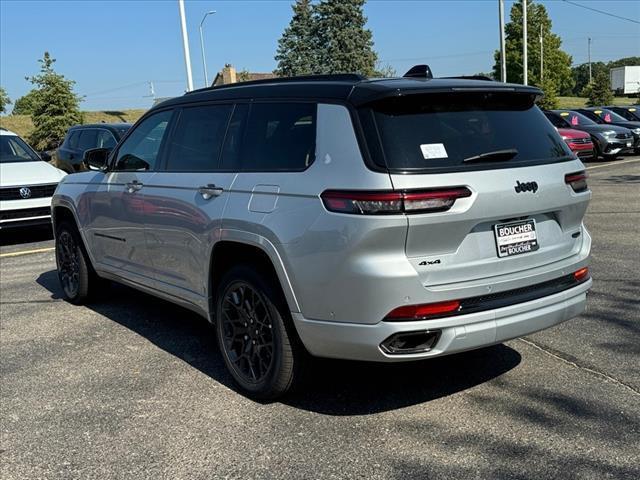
[240,103,316,171]
[560,111,598,127]
[114,110,172,171]
[593,109,627,123]
[66,131,80,149]
[0,135,41,163]
[77,129,99,152]
[165,104,232,171]
[544,112,568,129]
[96,130,117,149]
[360,93,572,172]
[220,104,249,171]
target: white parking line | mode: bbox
[586,157,640,171]
[0,247,55,258]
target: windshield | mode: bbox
[0,135,41,163]
[360,92,572,172]
[594,109,628,123]
[560,111,598,127]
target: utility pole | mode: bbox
[178,0,194,92]
[522,0,528,85]
[499,0,507,82]
[540,24,543,82]
[587,37,591,83]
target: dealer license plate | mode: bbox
[494,219,539,258]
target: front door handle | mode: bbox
[125,180,143,194]
[198,184,224,200]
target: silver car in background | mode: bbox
[52,72,592,398]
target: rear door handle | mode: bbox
[198,184,224,200]
[125,180,143,193]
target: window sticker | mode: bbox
[420,143,448,160]
[560,112,569,116]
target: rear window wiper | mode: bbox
[463,148,519,163]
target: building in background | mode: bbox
[212,64,278,86]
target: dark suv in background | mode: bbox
[576,108,640,153]
[54,123,131,173]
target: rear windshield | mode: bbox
[359,92,573,172]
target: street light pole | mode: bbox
[540,24,543,82]
[522,0,528,85]
[178,0,194,92]
[499,0,507,82]
[587,37,591,83]
[200,10,216,87]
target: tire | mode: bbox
[215,264,303,400]
[55,220,97,304]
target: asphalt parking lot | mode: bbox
[1,158,639,480]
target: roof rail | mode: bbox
[187,73,368,95]
[443,75,494,81]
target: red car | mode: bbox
[558,128,594,160]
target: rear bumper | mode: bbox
[293,278,591,362]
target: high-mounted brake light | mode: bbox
[321,188,471,215]
[385,300,461,321]
[565,171,588,193]
[574,267,590,282]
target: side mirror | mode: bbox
[39,151,52,162]
[83,148,110,171]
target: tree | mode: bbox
[571,62,607,96]
[0,87,10,114]
[493,0,573,95]
[275,0,316,76]
[27,52,82,149]
[585,71,613,107]
[536,77,559,110]
[312,0,378,76]
[11,89,39,115]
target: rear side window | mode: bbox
[239,102,316,171]
[165,104,232,171]
[360,92,573,173]
[66,131,80,149]
[77,129,98,152]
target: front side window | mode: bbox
[239,102,316,171]
[96,130,118,149]
[165,104,232,171]
[0,135,41,163]
[114,110,172,171]
[360,93,573,173]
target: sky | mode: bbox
[1,0,639,112]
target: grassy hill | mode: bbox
[557,96,633,109]
[0,109,146,139]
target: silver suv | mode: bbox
[52,72,592,399]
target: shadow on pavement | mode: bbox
[1,225,53,246]
[37,269,521,415]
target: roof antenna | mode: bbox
[403,65,433,79]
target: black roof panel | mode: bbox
[153,75,542,110]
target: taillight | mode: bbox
[565,171,588,193]
[574,267,590,282]
[321,187,471,215]
[385,300,461,321]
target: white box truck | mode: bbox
[610,66,640,95]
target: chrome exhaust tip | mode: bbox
[380,330,441,355]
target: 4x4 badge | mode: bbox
[514,181,538,193]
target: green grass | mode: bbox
[557,96,633,109]
[0,109,146,139]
